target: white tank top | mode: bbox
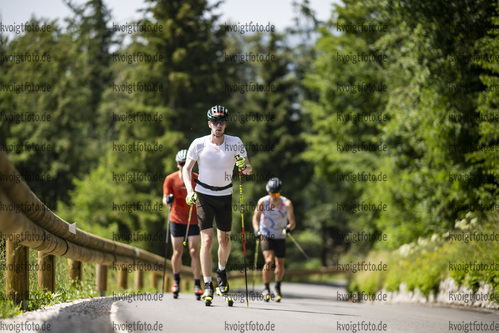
[187,134,247,196]
[259,195,287,239]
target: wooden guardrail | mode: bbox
[0,150,194,310]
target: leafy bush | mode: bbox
[348,213,499,299]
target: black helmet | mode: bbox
[207,105,228,121]
[266,177,282,193]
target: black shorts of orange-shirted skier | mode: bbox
[252,177,296,302]
[162,149,202,299]
[182,105,252,306]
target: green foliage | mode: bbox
[349,213,499,299]
[0,242,100,319]
[302,0,499,250]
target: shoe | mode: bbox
[275,288,282,302]
[275,284,281,299]
[171,279,180,299]
[202,282,214,300]
[194,284,203,300]
[216,269,229,293]
[262,288,271,302]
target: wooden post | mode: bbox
[164,275,171,293]
[37,252,55,292]
[183,279,191,293]
[150,272,160,290]
[68,259,82,288]
[118,267,128,290]
[6,240,29,310]
[134,269,144,290]
[96,264,107,297]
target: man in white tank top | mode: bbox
[183,105,252,302]
[252,177,295,302]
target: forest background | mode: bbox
[1,0,498,301]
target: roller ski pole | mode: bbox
[236,157,250,307]
[162,198,173,294]
[286,232,310,259]
[252,235,260,293]
[183,204,193,246]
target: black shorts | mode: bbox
[170,222,200,238]
[196,192,232,232]
[261,237,286,258]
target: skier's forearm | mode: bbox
[184,172,193,192]
[183,159,195,193]
[252,214,260,232]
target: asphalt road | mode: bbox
[1,282,498,333]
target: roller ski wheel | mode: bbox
[171,281,179,299]
[216,287,234,307]
[202,282,214,306]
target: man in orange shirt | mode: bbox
[163,149,202,299]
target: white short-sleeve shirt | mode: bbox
[187,135,247,196]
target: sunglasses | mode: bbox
[269,192,280,197]
[179,161,185,167]
[210,120,227,126]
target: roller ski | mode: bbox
[262,288,271,302]
[171,280,180,299]
[216,268,234,306]
[215,287,234,306]
[202,282,214,306]
[275,285,282,302]
[194,284,203,301]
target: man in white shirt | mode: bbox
[182,105,252,302]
